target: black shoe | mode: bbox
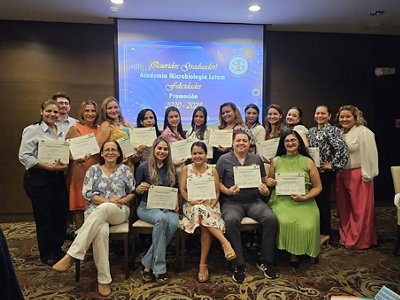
[232,266,246,283]
[41,257,57,267]
[155,273,169,283]
[141,265,155,282]
[256,262,277,279]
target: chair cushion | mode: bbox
[109,222,129,234]
[132,220,154,228]
[241,217,258,225]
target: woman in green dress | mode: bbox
[267,130,322,267]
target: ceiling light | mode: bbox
[370,10,385,16]
[110,0,124,4]
[248,5,261,12]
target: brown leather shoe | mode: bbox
[98,283,112,297]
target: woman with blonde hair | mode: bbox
[335,105,378,249]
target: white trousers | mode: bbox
[67,203,129,284]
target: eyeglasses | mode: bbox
[284,138,298,144]
[103,148,118,153]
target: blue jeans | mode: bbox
[137,201,179,275]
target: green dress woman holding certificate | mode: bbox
[267,130,322,267]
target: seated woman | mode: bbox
[267,130,322,267]
[135,137,179,283]
[180,141,236,283]
[52,141,135,297]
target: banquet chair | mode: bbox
[390,166,400,256]
[75,199,135,282]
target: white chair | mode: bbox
[390,166,400,256]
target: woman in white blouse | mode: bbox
[335,105,378,249]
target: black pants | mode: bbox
[23,168,68,261]
[315,171,335,236]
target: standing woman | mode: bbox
[134,108,161,164]
[53,141,135,297]
[244,103,266,145]
[267,130,322,267]
[265,104,287,141]
[160,106,185,143]
[66,100,100,230]
[186,106,210,140]
[308,105,349,245]
[135,137,179,282]
[285,106,309,147]
[212,102,251,163]
[335,105,378,249]
[96,96,131,146]
[19,99,69,266]
[180,141,236,283]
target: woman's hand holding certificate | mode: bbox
[38,140,70,164]
[187,177,216,202]
[67,133,99,160]
[275,173,306,196]
[209,129,233,148]
[147,186,178,210]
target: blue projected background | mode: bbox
[117,20,264,127]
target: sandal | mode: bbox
[222,242,237,261]
[198,264,209,283]
[155,273,169,283]
[141,265,155,282]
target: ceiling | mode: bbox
[1,0,400,35]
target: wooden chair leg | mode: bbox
[175,229,181,271]
[394,225,400,256]
[180,231,187,270]
[75,259,80,282]
[124,236,129,278]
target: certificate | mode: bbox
[67,133,100,160]
[147,186,178,210]
[256,138,280,159]
[308,147,320,168]
[234,165,261,188]
[187,176,216,201]
[208,129,233,148]
[116,136,134,158]
[170,139,192,161]
[38,140,70,164]
[186,138,213,159]
[130,127,157,147]
[275,173,306,195]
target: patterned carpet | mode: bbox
[2,207,400,299]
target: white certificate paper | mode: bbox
[275,173,306,195]
[308,147,320,168]
[256,138,280,159]
[147,186,178,210]
[170,139,192,161]
[130,127,157,147]
[208,129,233,148]
[38,140,70,164]
[116,136,134,158]
[234,165,261,188]
[67,133,100,160]
[187,176,216,201]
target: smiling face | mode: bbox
[221,105,235,125]
[141,110,155,127]
[245,107,258,126]
[286,108,301,126]
[193,110,205,128]
[83,104,97,125]
[55,97,71,116]
[284,133,299,155]
[154,140,169,164]
[191,145,207,165]
[106,100,120,121]
[267,107,282,125]
[101,141,120,164]
[167,110,180,129]
[338,110,356,132]
[41,104,59,126]
[233,133,250,155]
[314,106,331,126]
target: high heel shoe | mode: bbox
[198,264,209,283]
[52,254,74,272]
[320,235,330,247]
[222,242,237,261]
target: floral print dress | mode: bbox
[180,164,225,234]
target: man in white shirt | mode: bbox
[52,92,76,136]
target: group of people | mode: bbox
[18,94,379,296]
